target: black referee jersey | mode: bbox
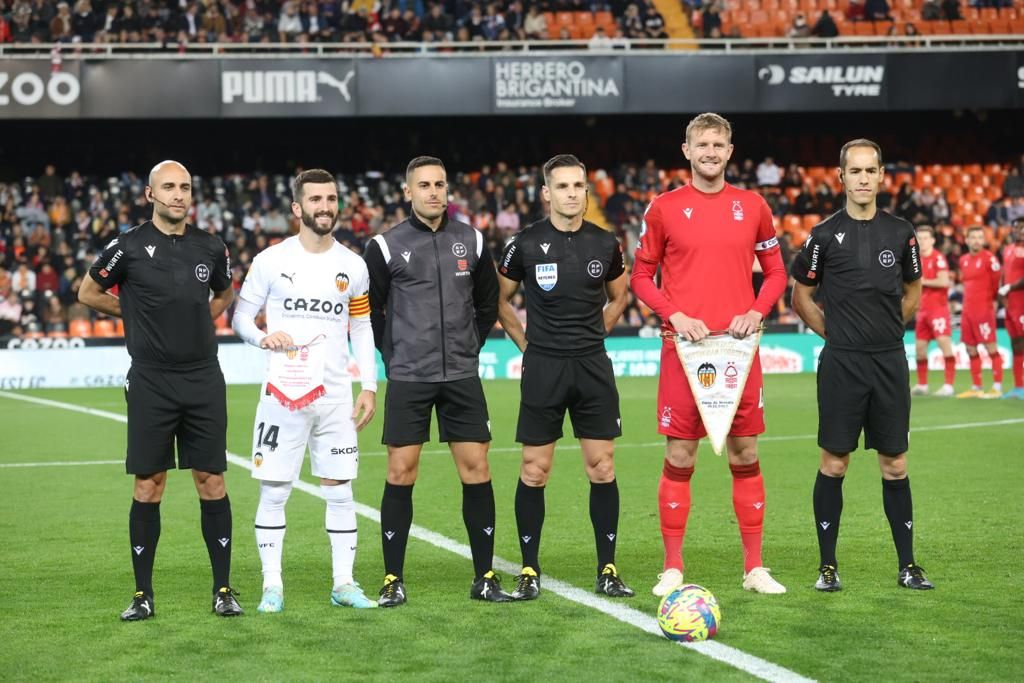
[88,222,232,367]
[499,218,624,356]
[790,209,921,350]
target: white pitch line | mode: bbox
[0,389,814,683]
[0,459,123,468]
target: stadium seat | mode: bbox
[115,319,125,337]
[999,7,1019,21]
[68,319,92,338]
[594,10,614,26]
[968,20,988,33]
[950,19,970,33]
[785,187,801,202]
[964,7,980,20]
[802,214,822,230]
[947,186,965,203]
[93,319,117,337]
[979,8,998,21]
[791,229,810,247]
[963,163,982,175]
[1008,18,1024,33]
[854,22,875,36]
[762,0,781,10]
[555,11,575,27]
[874,21,895,35]
[784,215,803,235]
[988,19,1011,33]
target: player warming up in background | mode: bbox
[957,226,1004,399]
[998,218,1024,399]
[232,169,378,612]
[791,139,933,592]
[497,154,633,601]
[79,160,242,620]
[911,226,956,397]
[364,156,511,606]
[630,113,788,597]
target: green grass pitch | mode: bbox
[1,373,1022,682]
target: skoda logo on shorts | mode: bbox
[452,242,468,258]
[587,260,604,278]
[878,250,896,268]
[195,264,211,282]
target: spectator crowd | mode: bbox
[2,155,1023,339]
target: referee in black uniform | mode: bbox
[79,160,243,620]
[791,139,934,592]
[496,154,633,600]
[364,156,511,606]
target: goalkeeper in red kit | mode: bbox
[630,113,788,596]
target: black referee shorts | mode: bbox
[124,362,228,475]
[816,346,910,455]
[516,347,621,446]
[382,376,491,446]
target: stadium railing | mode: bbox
[1,34,1023,56]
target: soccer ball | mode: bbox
[657,584,721,642]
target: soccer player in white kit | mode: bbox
[232,169,378,611]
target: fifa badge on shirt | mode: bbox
[536,263,558,291]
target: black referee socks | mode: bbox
[199,495,233,593]
[129,499,161,597]
[882,476,915,569]
[813,471,844,568]
[381,482,414,579]
[462,480,496,580]
[590,480,620,574]
[515,479,546,573]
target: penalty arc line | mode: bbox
[0,389,813,683]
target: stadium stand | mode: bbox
[2,157,1022,339]
[2,0,1018,49]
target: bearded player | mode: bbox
[910,226,956,397]
[957,226,1004,399]
[999,218,1024,399]
[630,113,788,597]
[232,169,378,612]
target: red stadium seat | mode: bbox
[946,186,965,203]
[93,319,117,337]
[988,19,1011,33]
[68,319,92,338]
[802,214,822,231]
[964,7,980,20]
[874,21,895,35]
[784,215,803,235]
[555,11,575,27]
[594,10,614,26]
[950,19,970,33]
[979,7,998,21]
[773,8,789,24]
[762,0,781,10]
[999,7,1019,20]
[1008,18,1024,33]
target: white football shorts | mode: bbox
[250,398,359,482]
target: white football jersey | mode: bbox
[239,236,371,402]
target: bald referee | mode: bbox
[79,161,243,620]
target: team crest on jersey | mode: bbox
[536,263,558,291]
[335,272,349,293]
[732,201,744,221]
[697,362,717,388]
[254,452,263,467]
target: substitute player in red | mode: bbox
[630,113,788,596]
[999,218,1024,399]
[911,226,956,397]
[957,226,1004,398]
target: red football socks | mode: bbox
[992,351,1004,384]
[730,461,765,573]
[970,354,982,387]
[916,359,928,386]
[1014,352,1024,389]
[944,356,956,386]
[658,461,692,571]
